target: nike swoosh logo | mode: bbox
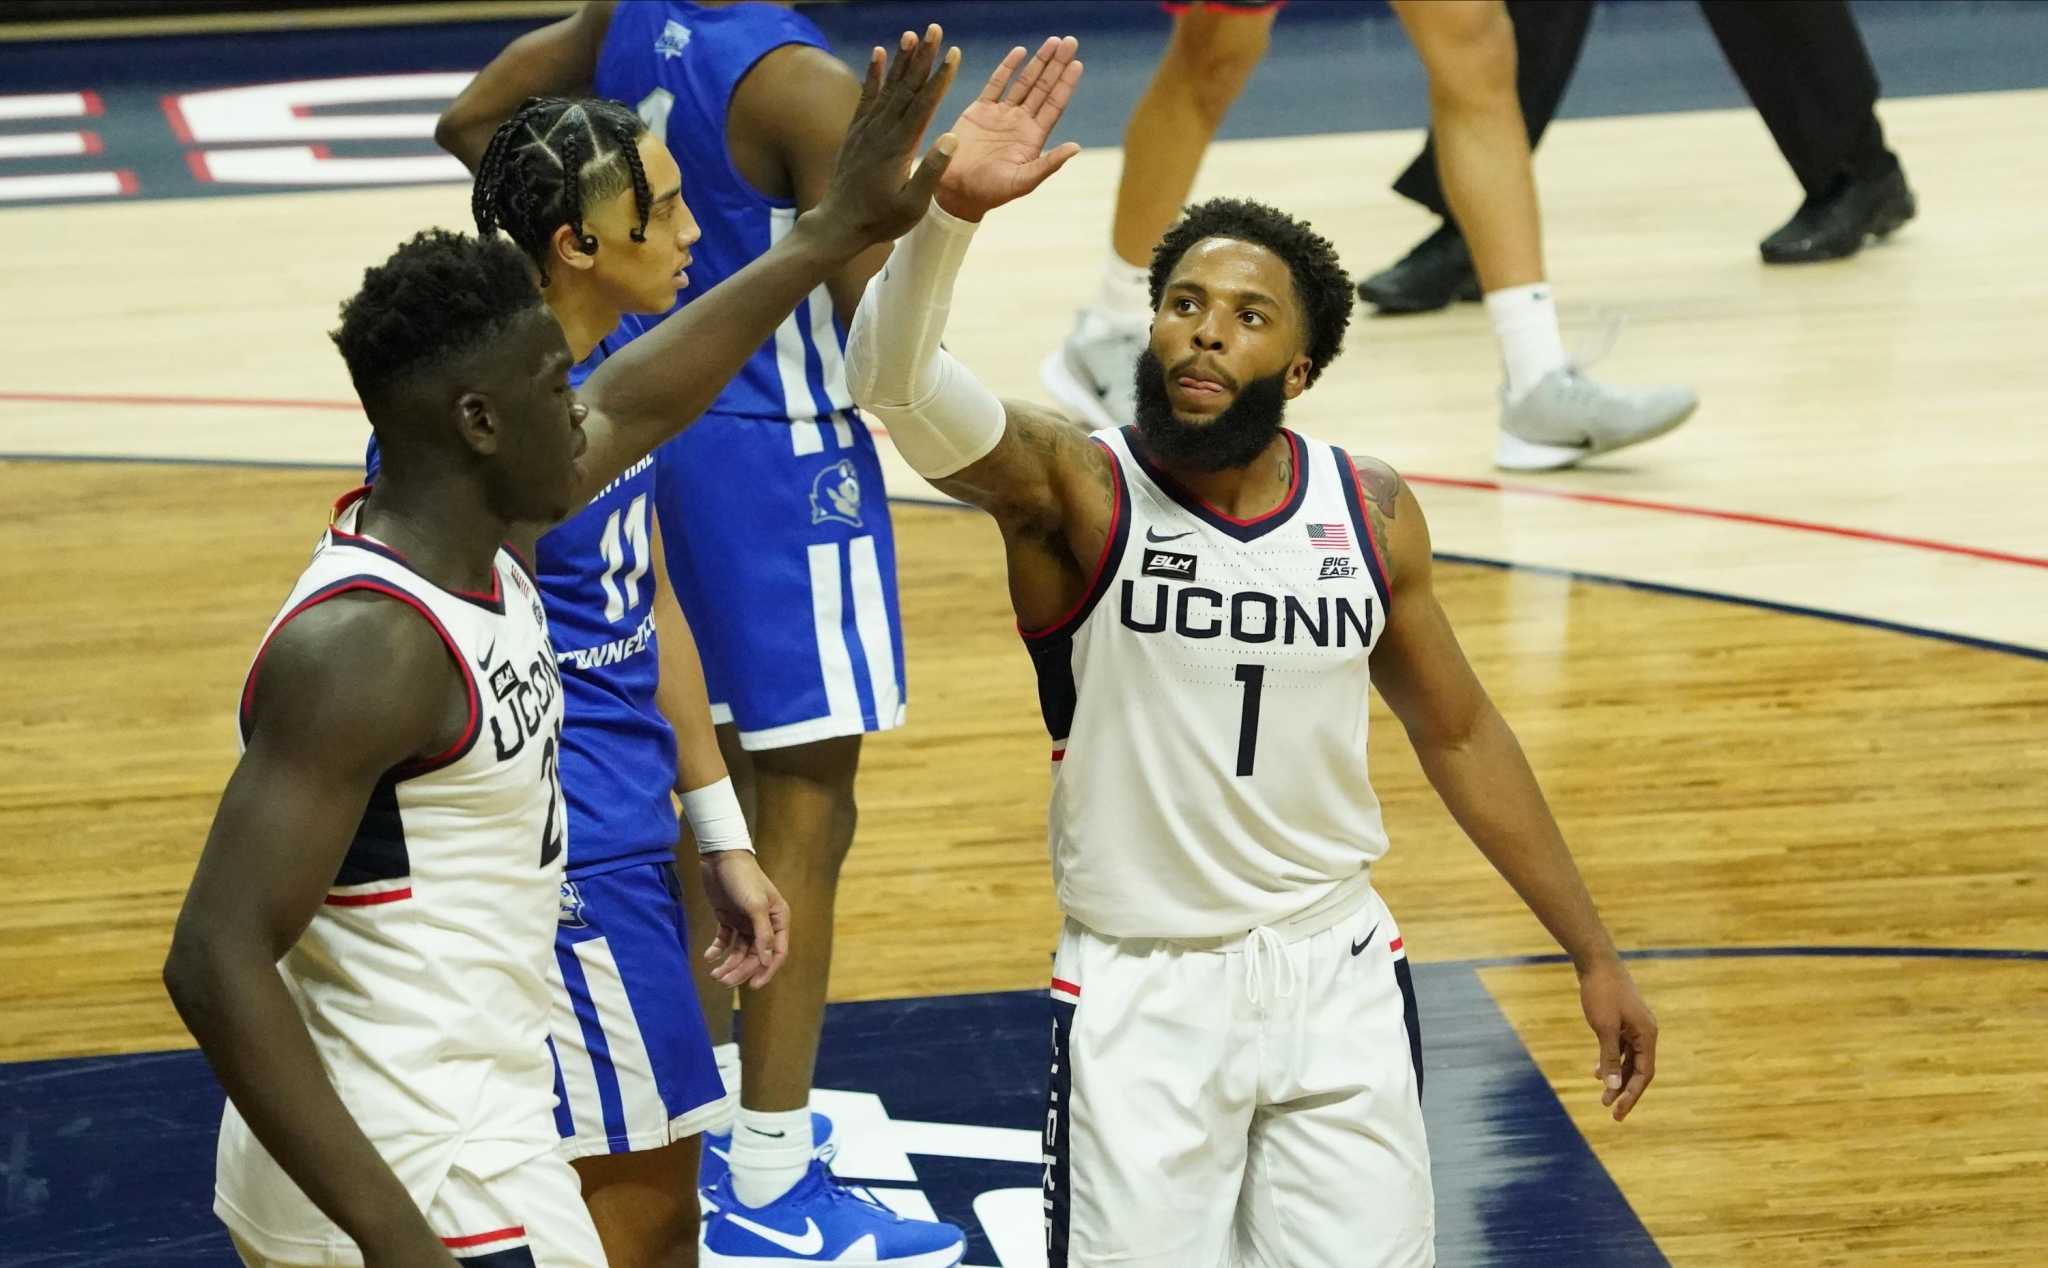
[723,1212,824,1255]
[476,639,496,670]
[1145,527,1194,543]
[1351,923,1380,957]
[745,1126,786,1139]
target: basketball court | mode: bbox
[2,2,2043,1264]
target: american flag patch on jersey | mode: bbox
[1307,522,1351,550]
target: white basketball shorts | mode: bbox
[1042,885,1433,1267]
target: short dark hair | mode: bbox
[473,97,652,283]
[1149,197,1353,386]
[331,228,542,402]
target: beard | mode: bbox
[1132,347,1289,472]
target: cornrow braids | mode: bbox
[471,96,653,285]
[613,116,652,244]
[558,126,595,256]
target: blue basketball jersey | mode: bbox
[594,0,853,423]
[363,347,679,878]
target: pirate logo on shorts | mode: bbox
[558,879,589,928]
[809,459,864,529]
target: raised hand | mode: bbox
[936,35,1085,223]
[810,25,962,252]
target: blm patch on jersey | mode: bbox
[1143,549,1198,582]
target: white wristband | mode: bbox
[680,776,752,855]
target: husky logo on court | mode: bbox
[558,880,589,928]
[654,19,690,60]
[810,459,864,528]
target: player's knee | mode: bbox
[1414,8,1517,109]
[829,790,859,866]
[1167,15,1272,122]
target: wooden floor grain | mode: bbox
[4,82,2047,1268]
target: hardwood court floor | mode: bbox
[3,71,2047,1267]
[2,460,2043,1262]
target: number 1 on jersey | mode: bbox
[1233,663,1265,777]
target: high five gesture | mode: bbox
[936,35,1086,223]
[814,25,964,248]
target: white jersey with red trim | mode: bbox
[215,489,574,1264]
[1024,427,1394,941]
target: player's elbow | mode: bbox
[1403,697,1491,762]
[161,922,223,1025]
[842,304,889,409]
[433,109,486,172]
[162,914,259,1032]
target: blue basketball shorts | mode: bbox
[548,862,728,1159]
[654,410,907,751]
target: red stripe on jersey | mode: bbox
[1196,430,1302,527]
[1388,936,1404,953]
[324,887,412,907]
[328,488,504,608]
[1050,978,1081,997]
[1348,456,1391,582]
[240,578,482,776]
[442,1226,525,1249]
[1019,438,1125,639]
[1051,747,1066,763]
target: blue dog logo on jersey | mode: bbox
[559,880,589,928]
[654,19,690,59]
[810,459,864,528]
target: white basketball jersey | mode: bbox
[1027,428,1393,941]
[215,489,571,1256]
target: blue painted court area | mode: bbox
[0,963,1659,1268]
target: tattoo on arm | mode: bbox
[1356,457,1400,521]
[1351,454,1404,586]
[934,403,1114,537]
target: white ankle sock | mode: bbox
[707,1042,739,1138]
[1485,282,1568,404]
[730,1105,813,1208]
[1095,251,1153,323]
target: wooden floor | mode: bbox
[3,88,2047,1265]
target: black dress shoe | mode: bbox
[1760,160,1917,264]
[1357,222,1481,313]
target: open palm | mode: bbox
[936,36,1085,223]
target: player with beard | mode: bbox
[844,38,1658,1267]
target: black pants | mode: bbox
[1394,0,1894,220]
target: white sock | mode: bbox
[1486,282,1568,404]
[707,1042,739,1138]
[1094,251,1153,324]
[730,1106,814,1208]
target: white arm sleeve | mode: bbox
[844,204,1007,480]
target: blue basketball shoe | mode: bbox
[700,1158,966,1267]
[699,1111,836,1206]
